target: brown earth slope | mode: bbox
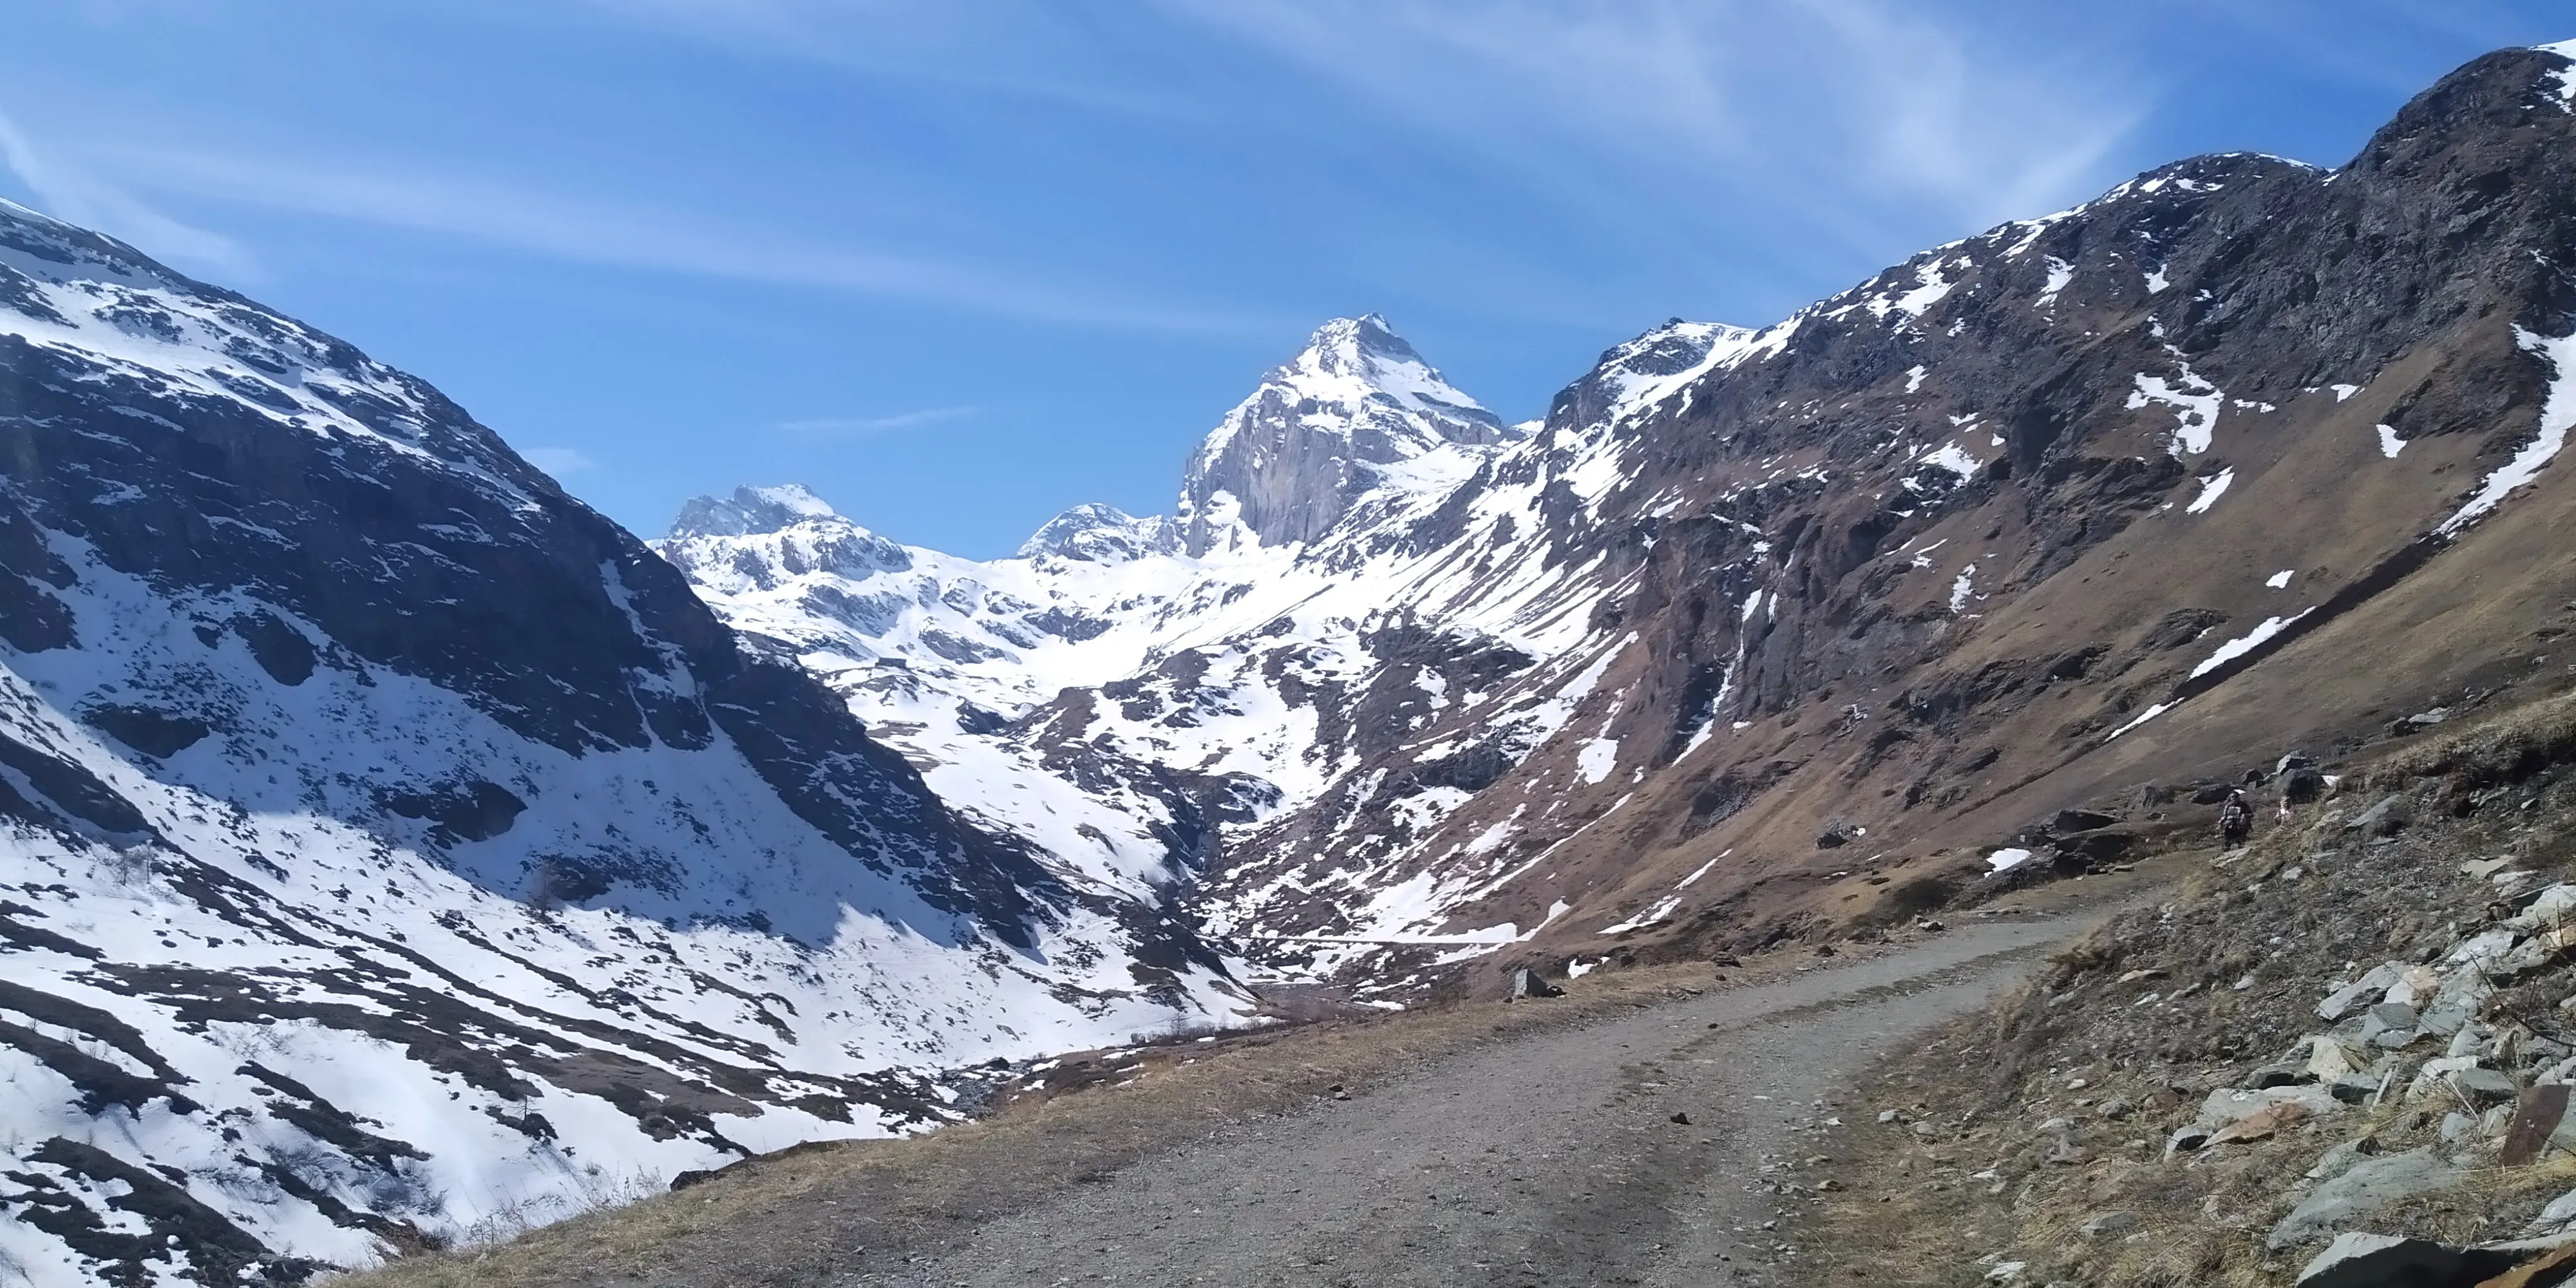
[1224,44,2576,987]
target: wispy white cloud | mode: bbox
[0,107,256,279]
[85,142,1256,332]
[520,446,599,475]
[779,406,978,436]
[1146,0,2145,235]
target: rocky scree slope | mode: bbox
[1810,687,2576,1288]
[674,42,2576,1003]
[0,202,1244,1287]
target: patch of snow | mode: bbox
[2190,612,2313,680]
[1866,260,1959,322]
[2186,467,2235,515]
[2331,383,2362,402]
[1950,564,1977,613]
[2130,363,2224,455]
[2540,40,2576,106]
[2036,258,2074,310]
[1576,737,1620,786]
[2438,327,2576,535]
[2107,702,2174,741]
[2145,267,2170,295]
[1676,852,1727,889]
[1601,896,1683,935]
[1918,442,1982,480]
[2377,424,2407,459]
[1905,365,1927,393]
[2266,569,2294,589]
[1987,848,2034,873]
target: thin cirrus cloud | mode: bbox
[518,446,600,476]
[77,140,1258,334]
[1144,0,2146,238]
[779,406,978,437]
[0,108,257,280]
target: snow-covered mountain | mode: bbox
[678,41,2576,1007]
[1175,312,1523,554]
[13,33,2576,1288]
[671,310,1804,990]
[0,202,1246,1286]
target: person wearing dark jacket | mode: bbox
[2220,788,2253,844]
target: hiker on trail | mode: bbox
[2220,789,2253,845]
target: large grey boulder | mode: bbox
[2269,1150,2464,1249]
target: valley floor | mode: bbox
[346,869,2170,1288]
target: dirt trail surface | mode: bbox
[858,913,2108,1288]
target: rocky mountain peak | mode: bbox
[1177,315,1520,554]
[1017,502,1182,564]
[668,483,844,540]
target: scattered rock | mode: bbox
[2081,1211,2142,1238]
[2363,1003,2422,1048]
[2408,1058,2517,1108]
[2210,1099,2316,1145]
[2291,1231,2509,1288]
[2054,809,2119,833]
[1670,1112,1691,1125]
[1509,967,1564,1000]
[2309,1037,2369,1083]
[2523,1186,2576,1236]
[2268,1149,2464,1249]
[2347,795,2414,837]
[2304,1137,2380,1184]
[2322,965,2406,1022]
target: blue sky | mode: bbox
[2,1,2568,556]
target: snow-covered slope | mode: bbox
[0,200,1246,1287]
[677,42,2576,1011]
[671,314,1770,989]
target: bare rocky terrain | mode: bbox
[1806,689,2576,1287]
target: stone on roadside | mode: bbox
[2302,1137,2379,1184]
[2167,1124,2213,1157]
[2320,965,2405,1022]
[2252,1062,2316,1089]
[2209,1099,2315,1146]
[2291,1231,2506,1288]
[2345,794,2412,837]
[2307,1037,2367,1083]
[2268,1149,2463,1249]
[2080,1211,2142,1238]
[2197,1085,2344,1134]
[2510,885,2576,932]
[1510,967,1564,1000]
[2524,1186,2576,1236]
[2407,1057,2515,1108]
[2362,1003,2421,1048]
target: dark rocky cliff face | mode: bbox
[0,202,1242,1285]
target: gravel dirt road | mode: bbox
[855,910,2111,1288]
